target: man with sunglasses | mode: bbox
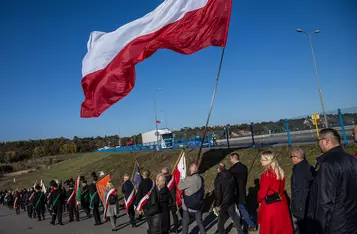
[307,128,357,234]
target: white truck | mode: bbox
[141,129,173,149]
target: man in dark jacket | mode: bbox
[308,128,357,234]
[290,148,315,234]
[161,167,179,233]
[215,163,244,234]
[122,174,136,228]
[89,172,101,225]
[66,179,79,222]
[135,170,154,234]
[33,184,45,221]
[229,153,257,231]
[49,180,63,225]
[81,179,91,218]
[22,188,29,211]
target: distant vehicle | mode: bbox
[141,129,173,149]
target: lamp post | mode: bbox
[297,29,328,127]
[154,89,162,150]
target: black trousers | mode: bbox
[27,205,33,218]
[170,209,179,230]
[82,203,90,217]
[68,204,79,221]
[51,206,63,224]
[36,205,45,220]
[128,205,135,225]
[92,203,101,224]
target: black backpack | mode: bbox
[183,175,204,210]
[108,194,116,205]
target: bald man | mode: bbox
[290,148,315,234]
[307,128,357,234]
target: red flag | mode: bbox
[80,0,232,117]
[172,151,187,207]
[156,120,162,124]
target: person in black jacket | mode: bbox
[22,189,29,212]
[81,179,91,218]
[307,128,357,234]
[214,163,244,234]
[135,170,154,234]
[49,180,63,225]
[142,177,161,234]
[229,153,257,231]
[66,179,79,222]
[290,148,315,234]
[156,174,173,234]
[89,172,101,225]
[161,167,179,233]
[122,174,136,228]
[33,184,45,221]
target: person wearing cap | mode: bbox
[81,178,91,218]
[49,180,64,225]
[66,178,79,222]
[89,172,101,225]
[32,184,45,221]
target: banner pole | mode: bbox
[196,47,226,165]
[171,150,184,174]
[131,161,138,181]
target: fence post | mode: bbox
[250,122,255,148]
[285,118,292,147]
[225,126,230,149]
[338,109,348,145]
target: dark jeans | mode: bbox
[218,204,244,234]
[182,210,206,234]
[238,204,256,228]
[150,213,161,234]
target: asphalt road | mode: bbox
[0,206,258,234]
[215,127,354,148]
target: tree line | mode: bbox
[1,113,356,163]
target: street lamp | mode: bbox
[154,89,162,150]
[297,28,328,127]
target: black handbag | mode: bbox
[265,179,282,204]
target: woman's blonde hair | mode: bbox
[260,150,284,179]
[106,181,114,189]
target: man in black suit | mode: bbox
[229,153,257,231]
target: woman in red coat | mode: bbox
[257,150,293,234]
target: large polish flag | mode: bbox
[172,151,187,207]
[81,0,232,118]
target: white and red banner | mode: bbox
[136,180,155,212]
[103,188,117,220]
[124,187,135,214]
[173,151,187,207]
[80,0,232,117]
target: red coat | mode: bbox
[257,169,293,234]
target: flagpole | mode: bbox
[131,161,138,181]
[171,150,184,174]
[196,47,226,165]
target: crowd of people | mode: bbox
[1,126,357,234]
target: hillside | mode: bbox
[1,144,357,212]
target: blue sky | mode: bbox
[0,0,356,141]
